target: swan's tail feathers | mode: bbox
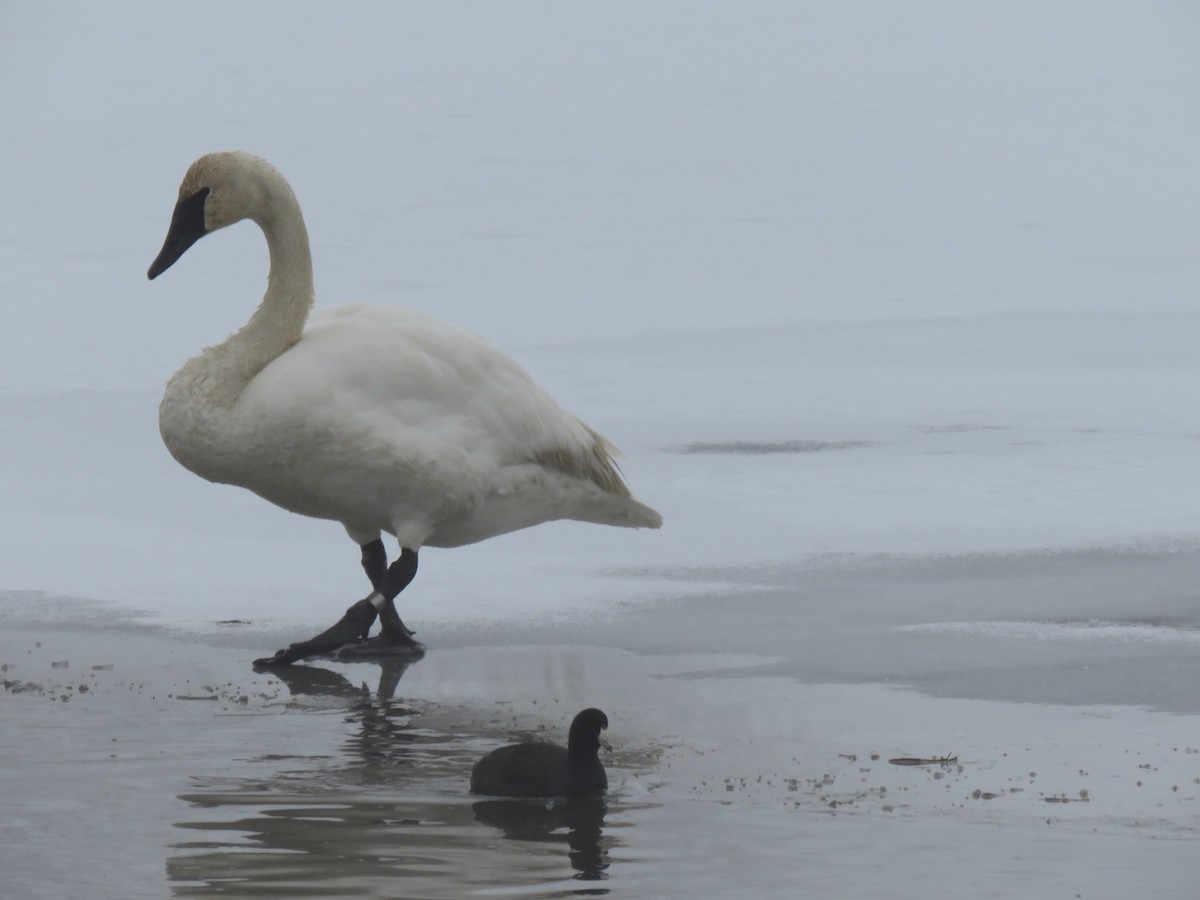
[582,429,663,528]
[578,424,662,529]
[586,427,632,499]
[567,493,662,530]
[622,496,664,529]
[533,420,663,530]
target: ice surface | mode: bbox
[2,0,1199,641]
[1,0,1198,644]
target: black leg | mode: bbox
[361,538,388,592]
[378,548,420,642]
[383,547,418,599]
[253,544,423,667]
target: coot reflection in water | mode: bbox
[473,798,610,886]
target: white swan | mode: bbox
[147,152,661,665]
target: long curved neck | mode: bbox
[205,187,315,407]
[244,202,314,360]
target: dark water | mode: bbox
[672,440,876,455]
[167,662,626,898]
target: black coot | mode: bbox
[470,708,610,798]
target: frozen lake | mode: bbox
[2,1,1199,896]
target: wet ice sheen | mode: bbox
[4,624,1199,898]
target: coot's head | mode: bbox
[567,708,610,758]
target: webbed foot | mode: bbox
[336,632,426,661]
[253,597,379,667]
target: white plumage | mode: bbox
[148,152,660,661]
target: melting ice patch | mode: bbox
[901,620,1200,644]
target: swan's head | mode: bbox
[147,152,289,280]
